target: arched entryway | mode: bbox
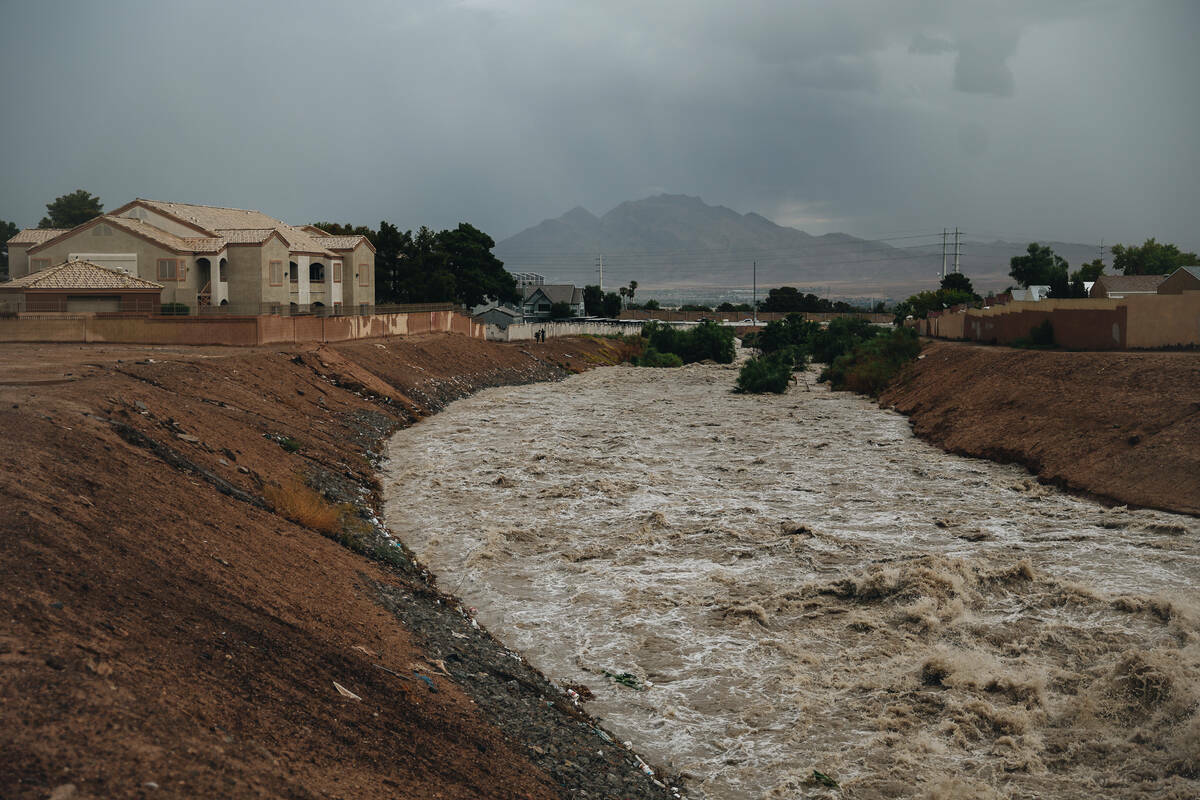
[196,258,212,307]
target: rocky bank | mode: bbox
[0,333,681,800]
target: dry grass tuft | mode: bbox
[264,480,342,534]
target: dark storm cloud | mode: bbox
[0,0,1197,253]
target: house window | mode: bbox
[332,262,342,283]
[157,258,181,281]
[219,260,228,282]
[358,263,369,287]
[31,258,51,271]
[309,262,325,283]
[269,260,283,286]
[289,261,298,283]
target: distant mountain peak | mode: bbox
[561,205,598,222]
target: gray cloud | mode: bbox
[0,0,1196,256]
[953,31,1020,96]
[909,33,956,55]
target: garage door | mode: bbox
[68,253,137,275]
[66,296,122,312]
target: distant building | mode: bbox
[5,199,375,314]
[1089,274,1166,299]
[522,284,584,319]
[1157,266,1200,295]
[512,272,545,294]
[472,303,523,328]
[1009,285,1051,302]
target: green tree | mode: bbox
[939,272,976,295]
[602,291,622,318]
[549,301,572,319]
[1009,243,1068,288]
[380,222,517,307]
[0,219,19,278]
[642,299,660,311]
[434,223,518,307]
[1110,238,1198,276]
[1068,258,1105,298]
[374,221,408,303]
[39,189,103,229]
[583,284,603,315]
[627,280,638,302]
[891,288,977,323]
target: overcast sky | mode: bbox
[2,0,1197,250]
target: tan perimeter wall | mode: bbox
[918,293,1200,349]
[0,310,483,346]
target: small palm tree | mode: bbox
[619,286,629,308]
[628,281,638,302]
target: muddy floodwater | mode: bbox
[382,361,1200,800]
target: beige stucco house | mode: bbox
[5,199,375,315]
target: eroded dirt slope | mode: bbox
[881,341,1200,515]
[0,334,667,800]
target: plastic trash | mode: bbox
[332,681,361,701]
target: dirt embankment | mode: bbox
[0,334,678,800]
[880,341,1200,516]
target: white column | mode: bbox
[331,260,343,306]
[298,255,311,305]
[215,254,229,305]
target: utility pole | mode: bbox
[953,227,961,274]
[1099,239,1105,267]
[941,228,948,280]
[595,254,603,293]
[752,260,757,325]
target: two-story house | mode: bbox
[5,199,375,314]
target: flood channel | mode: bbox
[382,360,1199,800]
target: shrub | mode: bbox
[1030,319,1055,347]
[821,327,921,396]
[642,320,735,364]
[636,347,684,368]
[264,480,342,534]
[736,352,793,394]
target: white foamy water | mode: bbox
[382,361,1200,800]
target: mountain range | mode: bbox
[494,195,1104,300]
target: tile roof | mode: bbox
[1095,274,1166,294]
[215,228,278,244]
[136,199,287,232]
[8,228,68,245]
[311,235,367,250]
[101,215,194,253]
[183,237,227,254]
[3,260,164,290]
[274,225,338,257]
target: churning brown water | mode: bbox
[382,361,1200,800]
